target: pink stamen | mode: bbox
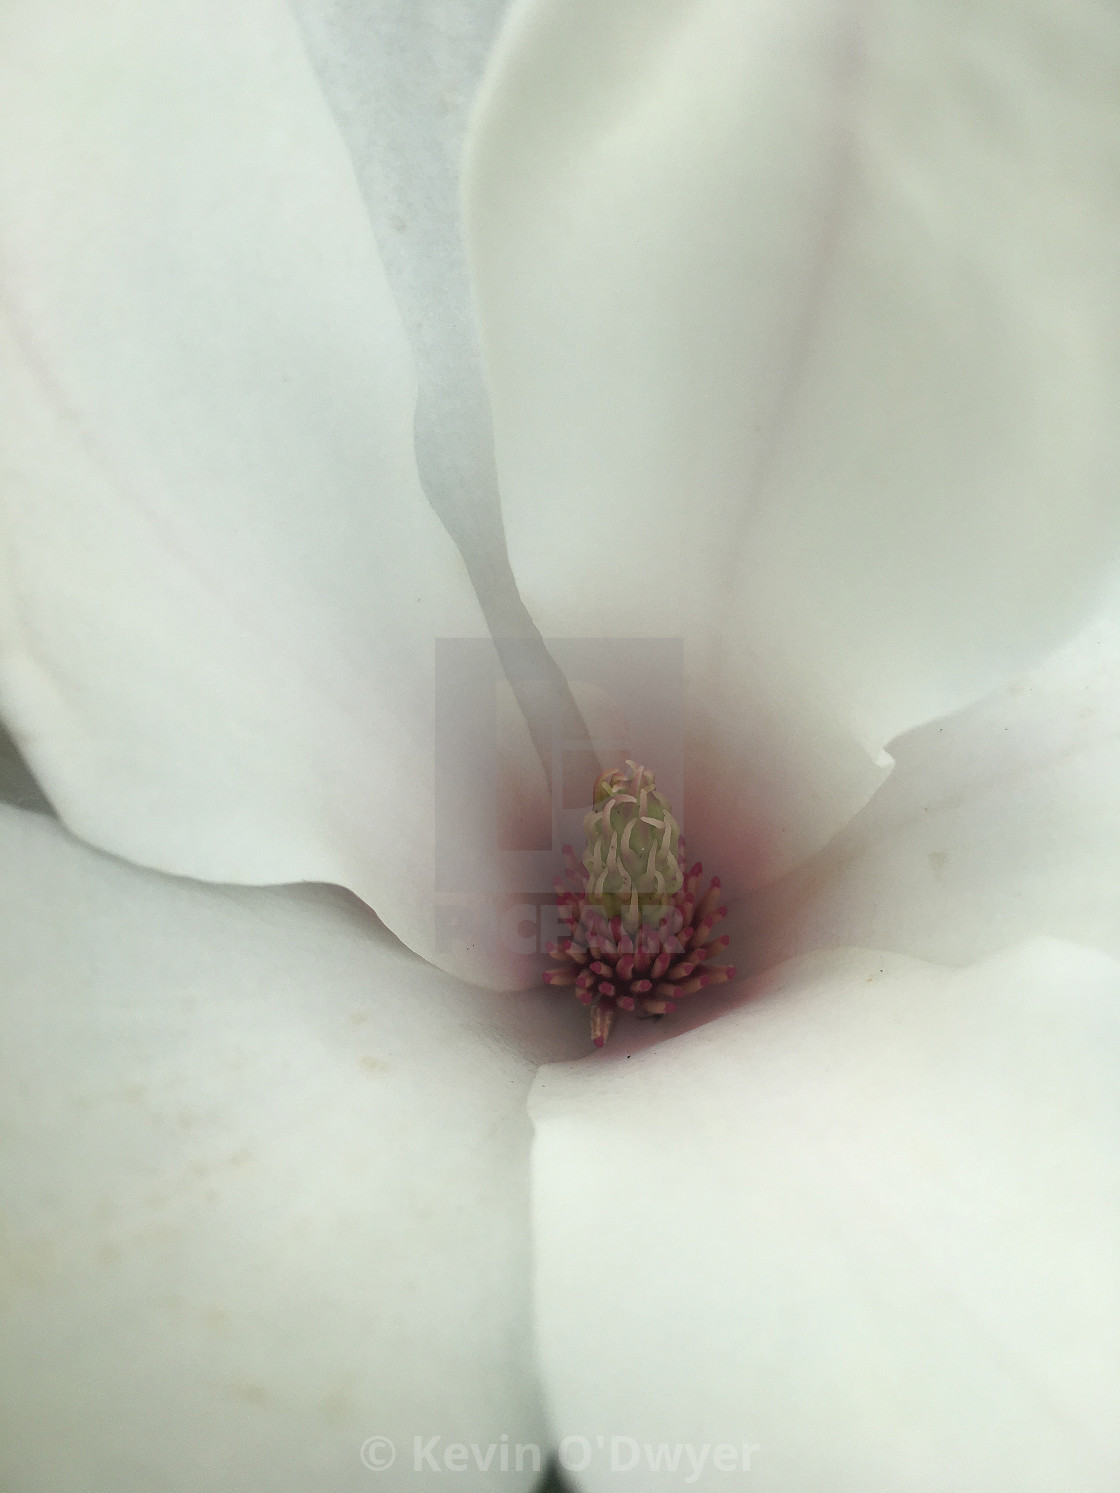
[544,772,733,1045]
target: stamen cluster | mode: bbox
[543,762,735,1046]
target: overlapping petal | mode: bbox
[0,0,546,988]
[747,602,1120,973]
[287,0,513,575]
[0,804,583,1492]
[532,940,1120,1492]
[466,0,1120,898]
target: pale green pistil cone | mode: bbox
[582,760,684,928]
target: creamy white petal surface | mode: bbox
[747,604,1120,973]
[0,805,583,1493]
[0,0,546,988]
[287,0,512,573]
[467,0,1120,894]
[532,942,1120,1493]
[289,0,599,799]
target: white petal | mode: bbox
[466,0,1120,893]
[0,805,583,1492]
[0,0,547,988]
[289,0,598,808]
[748,603,1120,973]
[532,942,1120,1493]
[287,0,512,568]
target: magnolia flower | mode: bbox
[1,3,1119,1491]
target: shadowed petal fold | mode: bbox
[748,604,1120,974]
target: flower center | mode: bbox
[544,760,735,1046]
